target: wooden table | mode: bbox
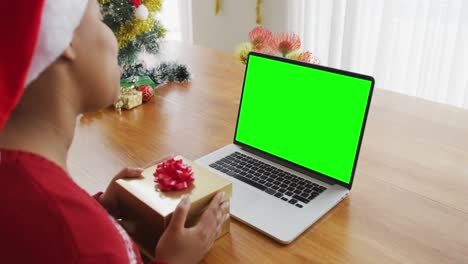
[69,42,468,263]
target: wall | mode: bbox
[192,0,289,52]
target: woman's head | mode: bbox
[66,0,120,112]
[0,0,121,132]
[33,0,121,113]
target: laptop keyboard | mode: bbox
[209,152,327,208]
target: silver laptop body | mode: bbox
[196,52,374,243]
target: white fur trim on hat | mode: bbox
[26,0,88,86]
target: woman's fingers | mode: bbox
[197,192,229,244]
[116,156,172,181]
[218,201,229,225]
[220,201,229,212]
[114,167,144,180]
[169,196,192,231]
[117,156,173,181]
[214,212,230,240]
[200,192,225,227]
[209,192,225,210]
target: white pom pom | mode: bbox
[135,4,149,20]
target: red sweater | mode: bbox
[0,149,156,263]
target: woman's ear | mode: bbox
[61,44,77,61]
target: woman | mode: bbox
[0,1,229,263]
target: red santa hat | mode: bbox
[0,0,87,130]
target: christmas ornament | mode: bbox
[130,0,141,7]
[137,84,154,102]
[154,158,195,192]
[100,0,164,62]
[135,4,149,20]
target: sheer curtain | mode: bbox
[158,0,192,42]
[287,0,468,108]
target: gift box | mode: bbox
[121,75,156,90]
[114,87,143,111]
[115,156,232,260]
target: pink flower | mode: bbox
[256,45,277,56]
[236,26,320,65]
[298,51,311,62]
[269,32,301,56]
[292,51,320,64]
[309,54,320,64]
[248,26,272,51]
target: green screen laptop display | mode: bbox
[235,54,373,185]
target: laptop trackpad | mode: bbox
[230,182,267,215]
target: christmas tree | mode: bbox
[98,0,190,89]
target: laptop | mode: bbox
[196,52,374,243]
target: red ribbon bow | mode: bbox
[154,158,195,192]
[130,0,141,8]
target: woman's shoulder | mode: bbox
[0,148,84,202]
[0,149,141,263]
[0,148,80,261]
[0,148,68,181]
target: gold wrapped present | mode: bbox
[115,156,232,260]
[114,87,143,111]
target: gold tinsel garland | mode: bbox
[116,17,154,49]
[142,0,162,13]
[113,0,162,49]
[215,0,220,16]
[214,0,262,25]
[255,0,263,24]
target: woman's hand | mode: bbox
[155,192,230,264]
[99,156,172,218]
[98,167,144,218]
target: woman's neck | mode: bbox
[0,75,80,171]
